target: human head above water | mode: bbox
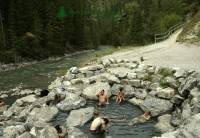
[144,111,151,116]
[102,118,109,125]
[119,87,123,92]
[100,89,105,94]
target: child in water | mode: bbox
[116,87,125,104]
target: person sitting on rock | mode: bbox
[55,125,65,138]
[90,117,110,134]
[96,90,109,106]
[129,111,151,126]
[116,87,125,104]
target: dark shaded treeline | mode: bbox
[0,0,199,63]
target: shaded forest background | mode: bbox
[0,0,199,63]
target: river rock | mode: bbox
[37,126,59,138]
[48,77,63,90]
[190,87,200,98]
[69,67,79,74]
[56,93,86,111]
[162,77,178,88]
[128,98,144,106]
[174,68,188,78]
[66,107,94,127]
[129,79,141,88]
[19,94,37,103]
[89,73,120,84]
[134,89,147,99]
[107,67,130,79]
[0,94,8,98]
[170,108,182,127]
[67,127,88,138]
[155,114,174,133]
[82,82,111,100]
[178,77,198,97]
[156,88,175,99]
[3,125,26,138]
[140,96,173,116]
[80,64,104,72]
[127,72,137,79]
[176,113,200,138]
[171,95,184,105]
[26,106,58,125]
[181,103,192,121]
[111,84,135,98]
[18,89,34,96]
[17,132,32,138]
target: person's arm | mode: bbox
[96,92,100,97]
[106,96,109,104]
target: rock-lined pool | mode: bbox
[51,100,160,138]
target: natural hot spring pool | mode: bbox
[51,100,161,138]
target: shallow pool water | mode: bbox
[50,100,161,138]
[80,100,160,138]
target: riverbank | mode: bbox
[1,58,200,137]
[0,50,95,73]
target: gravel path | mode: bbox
[102,30,200,71]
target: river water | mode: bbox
[0,49,160,138]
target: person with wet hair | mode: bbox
[55,125,65,138]
[93,111,100,119]
[115,87,125,104]
[90,117,110,134]
[129,111,151,126]
[96,89,109,106]
[143,111,151,120]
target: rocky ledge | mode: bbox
[1,58,200,138]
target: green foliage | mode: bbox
[0,0,199,63]
[160,14,182,31]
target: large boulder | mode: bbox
[82,82,111,100]
[26,106,58,125]
[88,73,120,84]
[140,96,173,116]
[156,88,175,99]
[155,114,174,133]
[57,93,86,111]
[79,64,104,72]
[17,132,32,138]
[128,98,144,106]
[48,77,64,90]
[178,77,198,97]
[66,107,94,127]
[18,94,37,103]
[176,113,200,138]
[134,89,147,99]
[107,67,131,79]
[2,125,26,138]
[37,126,59,138]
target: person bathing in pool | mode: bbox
[129,111,151,125]
[96,89,109,106]
[90,117,110,134]
[116,87,125,104]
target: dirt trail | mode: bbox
[102,30,200,71]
